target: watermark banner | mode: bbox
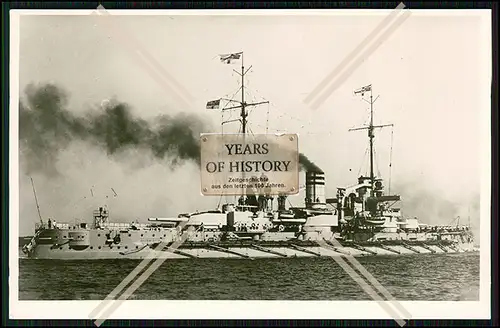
[200,133,299,196]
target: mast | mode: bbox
[368,88,375,192]
[241,54,247,134]
[219,52,269,134]
[30,177,43,225]
[350,84,393,196]
[209,52,270,205]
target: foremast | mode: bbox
[218,52,269,134]
[347,85,400,222]
[350,85,393,196]
[208,52,269,204]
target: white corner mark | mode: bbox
[91,5,194,110]
[89,223,197,326]
[318,238,412,326]
[304,3,411,110]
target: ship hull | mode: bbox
[21,210,476,260]
[25,240,477,260]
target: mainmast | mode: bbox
[350,84,393,196]
[207,52,270,204]
[217,52,269,134]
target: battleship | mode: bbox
[21,53,476,260]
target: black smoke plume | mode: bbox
[299,153,323,173]
[19,83,209,176]
[19,83,323,177]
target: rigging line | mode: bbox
[247,124,255,137]
[358,145,370,177]
[246,85,268,104]
[266,102,270,134]
[388,126,394,195]
[217,111,224,209]
[221,86,243,112]
[217,194,223,209]
[246,86,308,125]
[373,140,382,177]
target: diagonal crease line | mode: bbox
[91,6,193,109]
[317,240,407,326]
[90,9,191,109]
[92,225,198,326]
[310,10,411,110]
[94,5,194,103]
[322,238,412,319]
[304,2,406,105]
[329,241,412,319]
[88,221,194,321]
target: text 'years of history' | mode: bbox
[200,133,299,196]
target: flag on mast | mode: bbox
[219,52,243,64]
[354,84,372,96]
[206,99,221,110]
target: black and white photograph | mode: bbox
[9,7,491,323]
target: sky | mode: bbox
[16,11,490,238]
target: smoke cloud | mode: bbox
[19,83,208,176]
[19,83,322,176]
[299,153,323,173]
[392,179,481,243]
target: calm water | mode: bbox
[18,252,479,301]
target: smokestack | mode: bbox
[277,195,287,211]
[305,171,327,210]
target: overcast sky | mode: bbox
[16,11,490,236]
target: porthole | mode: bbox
[125,246,128,249]
[98,246,101,249]
[90,246,94,250]
[59,247,63,250]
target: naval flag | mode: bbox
[219,52,243,65]
[354,84,372,96]
[206,99,221,110]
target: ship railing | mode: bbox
[54,223,69,229]
[99,222,152,230]
[101,222,138,228]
